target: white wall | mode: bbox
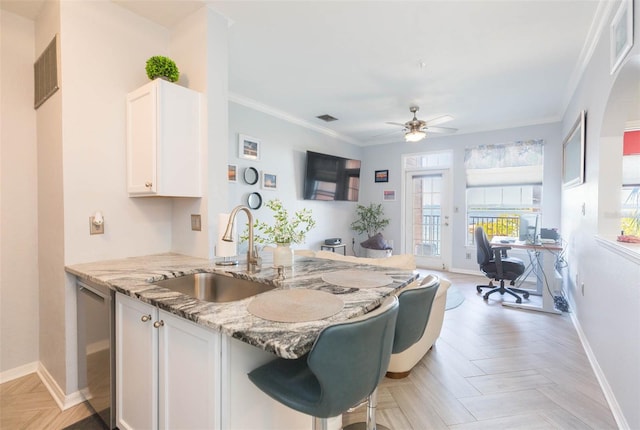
[61,0,173,266]
[361,122,563,271]
[35,0,66,394]
[0,10,39,377]
[228,102,364,255]
[169,6,230,260]
[560,0,640,426]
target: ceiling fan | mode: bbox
[387,106,457,142]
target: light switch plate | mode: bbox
[89,216,104,235]
[191,214,201,231]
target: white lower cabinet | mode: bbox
[116,293,219,430]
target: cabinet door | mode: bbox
[156,81,201,197]
[158,310,220,430]
[126,79,201,197]
[116,293,158,430]
[126,83,158,195]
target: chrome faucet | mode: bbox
[223,205,260,273]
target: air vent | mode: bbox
[316,114,338,122]
[34,35,59,109]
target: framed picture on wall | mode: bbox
[375,170,389,183]
[383,190,396,201]
[262,172,277,190]
[610,0,633,74]
[228,164,237,182]
[562,110,586,188]
[239,134,260,160]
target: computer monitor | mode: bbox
[519,214,539,243]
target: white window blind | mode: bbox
[464,140,544,187]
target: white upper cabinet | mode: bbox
[126,79,202,197]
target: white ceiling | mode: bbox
[2,0,606,146]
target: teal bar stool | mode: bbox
[345,275,440,430]
[248,295,399,430]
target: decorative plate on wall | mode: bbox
[244,167,259,185]
[247,192,262,209]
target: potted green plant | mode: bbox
[242,199,316,266]
[145,56,180,82]
[350,203,391,257]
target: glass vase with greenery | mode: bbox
[242,199,316,245]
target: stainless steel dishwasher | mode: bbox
[77,279,116,429]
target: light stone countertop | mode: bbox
[66,253,418,359]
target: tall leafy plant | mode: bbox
[350,203,390,238]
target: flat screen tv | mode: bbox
[304,151,361,201]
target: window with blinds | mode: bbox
[464,140,544,244]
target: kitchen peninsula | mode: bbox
[67,253,418,430]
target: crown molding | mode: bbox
[561,0,618,118]
[228,93,363,146]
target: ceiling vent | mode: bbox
[316,114,338,122]
[34,35,59,109]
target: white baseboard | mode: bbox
[0,361,39,384]
[36,363,85,411]
[446,267,481,276]
[569,312,629,430]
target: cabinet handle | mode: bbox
[153,320,164,328]
[145,181,153,188]
[141,314,151,322]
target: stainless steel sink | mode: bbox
[153,273,276,303]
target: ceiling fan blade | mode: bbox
[425,115,454,127]
[427,126,458,134]
[385,121,406,127]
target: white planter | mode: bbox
[364,248,392,258]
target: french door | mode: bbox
[404,170,451,270]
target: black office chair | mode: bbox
[248,296,399,430]
[475,226,529,304]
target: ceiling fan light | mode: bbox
[405,130,426,142]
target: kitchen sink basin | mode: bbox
[153,273,276,303]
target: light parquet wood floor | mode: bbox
[343,270,618,429]
[0,373,93,430]
[1,271,618,429]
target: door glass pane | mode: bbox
[412,174,442,257]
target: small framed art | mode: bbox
[383,190,396,201]
[375,170,389,183]
[239,134,260,160]
[262,172,277,190]
[228,164,237,182]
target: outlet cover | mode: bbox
[191,214,201,231]
[89,217,104,235]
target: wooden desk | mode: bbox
[491,236,563,314]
